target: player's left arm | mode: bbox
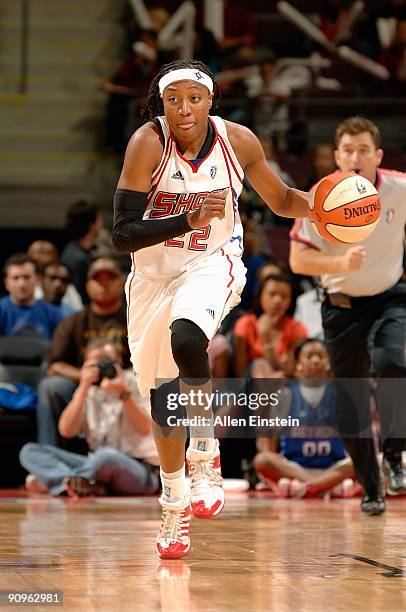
[227,122,310,218]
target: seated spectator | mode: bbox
[61,200,103,305]
[241,255,284,315]
[28,240,83,312]
[27,240,58,271]
[100,29,158,154]
[194,22,222,74]
[245,54,292,148]
[256,259,283,285]
[37,257,129,447]
[42,262,76,319]
[148,7,170,35]
[254,338,359,498]
[20,340,159,497]
[259,137,295,187]
[233,274,308,377]
[304,143,336,191]
[219,0,256,60]
[0,253,63,340]
[380,18,406,90]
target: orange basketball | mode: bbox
[308,171,381,244]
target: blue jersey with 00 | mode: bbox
[279,383,346,468]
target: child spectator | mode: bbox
[61,200,103,304]
[254,338,359,498]
[233,274,307,377]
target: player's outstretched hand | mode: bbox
[341,245,366,272]
[187,188,229,228]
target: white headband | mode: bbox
[159,68,214,97]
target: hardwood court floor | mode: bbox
[0,491,405,611]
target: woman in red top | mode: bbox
[233,274,308,377]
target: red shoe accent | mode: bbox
[191,498,223,519]
[156,501,191,560]
[157,541,190,560]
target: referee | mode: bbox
[289,116,406,515]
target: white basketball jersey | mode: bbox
[132,115,244,277]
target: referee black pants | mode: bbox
[321,281,406,492]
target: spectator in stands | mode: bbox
[42,262,75,319]
[61,201,103,304]
[245,55,292,149]
[219,0,256,59]
[233,273,307,377]
[380,18,406,90]
[254,338,359,498]
[27,240,58,272]
[37,257,129,447]
[240,258,285,320]
[0,253,63,340]
[148,6,170,34]
[304,144,336,191]
[259,137,295,187]
[256,259,284,285]
[101,29,158,154]
[217,46,255,125]
[194,22,222,74]
[20,340,159,497]
[28,240,83,312]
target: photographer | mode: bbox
[36,257,130,448]
[19,340,159,497]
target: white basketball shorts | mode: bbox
[125,252,246,396]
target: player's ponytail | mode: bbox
[142,59,219,122]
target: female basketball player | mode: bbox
[112,59,312,559]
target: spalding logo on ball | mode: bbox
[309,172,381,244]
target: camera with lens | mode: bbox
[95,358,118,385]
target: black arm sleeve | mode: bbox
[111,188,193,254]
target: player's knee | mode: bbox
[170,319,210,380]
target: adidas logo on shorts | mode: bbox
[206,308,215,319]
[171,170,184,180]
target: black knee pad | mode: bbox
[170,318,211,381]
[150,379,186,428]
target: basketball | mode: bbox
[308,172,381,244]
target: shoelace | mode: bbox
[160,508,186,543]
[189,460,222,496]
